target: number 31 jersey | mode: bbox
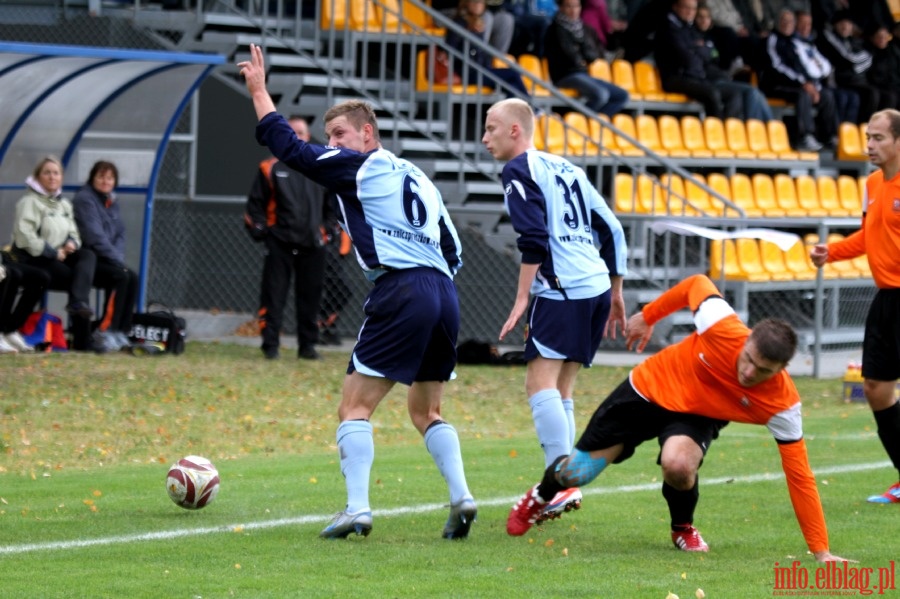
[502,149,627,300]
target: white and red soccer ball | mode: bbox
[166,455,220,510]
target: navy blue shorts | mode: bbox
[523,290,611,366]
[862,288,900,381]
[575,379,728,464]
[348,267,459,385]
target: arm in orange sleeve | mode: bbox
[826,227,866,263]
[641,274,722,326]
[777,439,829,554]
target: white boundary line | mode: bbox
[0,460,890,556]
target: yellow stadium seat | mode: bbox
[415,49,491,94]
[635,114,664,155]
[860,121,868,145]
[614,173,639,213]
[633,61,688,102]
[709,238,743,281]
[745,119,778,160]
[703,117,735,158]
[660,173,697,216]
[401,0,446,35]
[837,174,862,216]
[680,115,714,158]
[768,120,815,161]
[735,238,771,281]
[783,240,817,280]
[707,172,737,216]
[611,59,642,99]
[759,239,794,281]
[817,175,850,216]
[563,112,600,156]
[724,117,757,159]
[859,176,867,206]
[773,173,808,217]
[589,58,611,81]
[795,174,829,217]
[658,115,691,157]
[518,53,553,97]
[611,113,644,156]
[751,173,785,216]
[684,173,721,215]
[589,113,616,154]
[826,233,863,278]
[534,112,566,154]
[837,121,866,160]
[730,172,764,217]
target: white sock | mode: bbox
[336,420,374,513]
[424,422,471,505]
[529,388,569,468]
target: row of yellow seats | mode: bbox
[614,172,866,218]
[537,112,821,161]
[322,0,444,35]
[709,234,871,282]
[517,55,690,104]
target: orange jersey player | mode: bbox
[506,274,850,562]
[810,108,900,504]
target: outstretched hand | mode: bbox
[624,311,653,353]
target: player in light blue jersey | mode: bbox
[482,98,628,522]
[240,44,476,540]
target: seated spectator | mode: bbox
[73,160,138,353]
[760,9,838,151]
[621,0,669,62]
[0,252,49,353]
[864,25,900,112]
[794,10,859,125]
[703,0,749,68]
[544,0,629,116]
[580,0,628,54]
[503,0,557,56]
[655,0,772,122]
[436,0,516,53]
[818,10,880,123]
[446,0,530,98]
[9,156,96,351]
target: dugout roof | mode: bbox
[0,42,224,307]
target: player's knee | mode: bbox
[660,459,697,489]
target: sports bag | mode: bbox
[129,303,186,354]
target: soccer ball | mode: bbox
[166,455,220,510]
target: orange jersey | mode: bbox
[631,275,829,553]
[827,169,900,289]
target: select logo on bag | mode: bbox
[128,305,186,354]
[130,323,174,344]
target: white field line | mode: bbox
[0,460,890,556]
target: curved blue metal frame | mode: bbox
[0,42,225,312]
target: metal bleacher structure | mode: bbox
[35,0,878,372]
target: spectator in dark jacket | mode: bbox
[73,160,138,352]
[244,116,334,360]
[794,10,859,125]
[818,10,879,122]
[761,8,838,151]
[544,0,629,115]
[655,0,770,121]
[446,0,530,98]
[864,25,900,112]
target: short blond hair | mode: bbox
[32,155,63,179]
[323,99,380,143]
[488,98,535,139]
[871,109,900,139]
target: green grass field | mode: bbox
[0,344,896,598]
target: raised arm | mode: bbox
[238,44,277,121]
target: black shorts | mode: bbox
[575,378,729,464]
[862,288,900,382]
